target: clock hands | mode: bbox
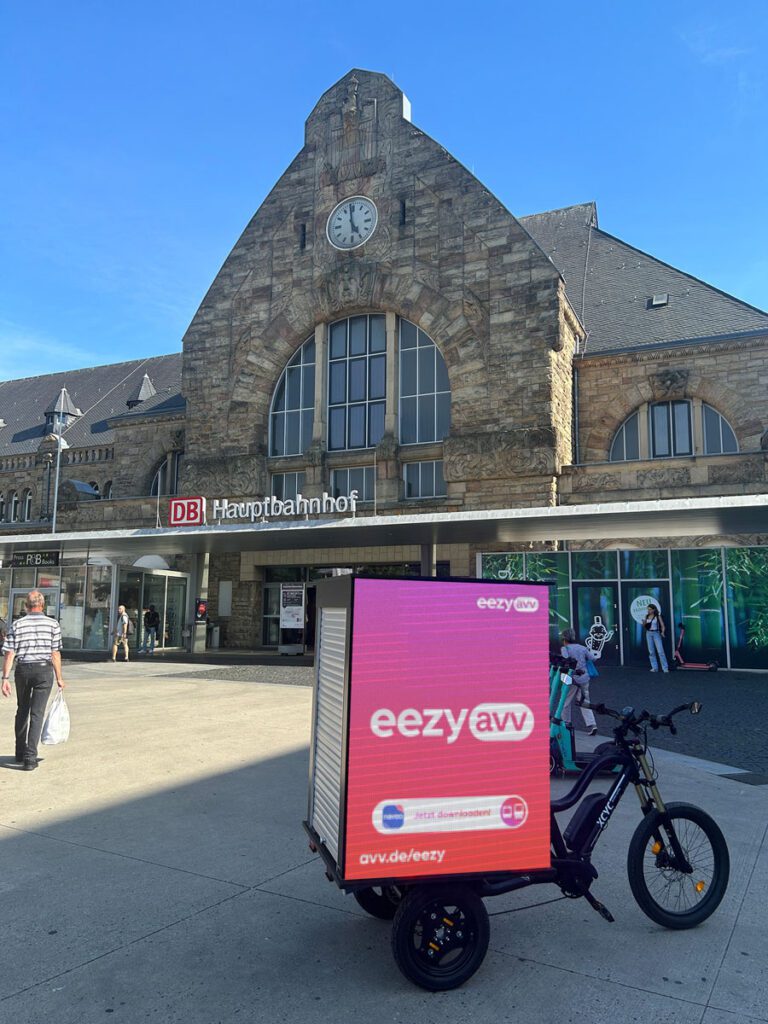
[348,204,359,238]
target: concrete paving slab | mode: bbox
[0,886,711,1024]
[0,662,766,1022]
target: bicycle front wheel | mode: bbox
[627,801,729,929]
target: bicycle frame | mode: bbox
[478,734,680,900]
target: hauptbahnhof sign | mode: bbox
[168,492,360,527]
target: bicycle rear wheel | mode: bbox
[627,801,729,929]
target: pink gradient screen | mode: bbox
[344,577,551,881]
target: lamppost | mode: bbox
[51,387,68,534]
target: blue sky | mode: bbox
[2,0,766,380]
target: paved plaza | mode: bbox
[0,660,766,1023]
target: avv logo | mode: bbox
[468,703,534,742]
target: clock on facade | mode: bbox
[326,196,378,250]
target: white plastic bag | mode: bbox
[42,690,70,745]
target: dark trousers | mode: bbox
[14,662,54,761]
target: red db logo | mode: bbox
[168,497,206,526]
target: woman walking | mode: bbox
[644,603,669,673]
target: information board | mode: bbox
[344,577,550,880]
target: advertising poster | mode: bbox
[344,577,550,880]
[280,584,305,630]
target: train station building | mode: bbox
[1,70,767,669]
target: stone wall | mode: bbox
[181,70,580,511]
[576,336,768,464]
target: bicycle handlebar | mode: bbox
[582,700,702,736]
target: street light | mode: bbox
[51,387,68,534]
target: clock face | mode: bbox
[327,196,378,250]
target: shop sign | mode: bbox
[343,578,551,880]
[168,492,359,528]
[280,584,305,629]
[212,491,359,522]
[9,551,60,568]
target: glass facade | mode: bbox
[0,561,189,651]
[480,547,768,669]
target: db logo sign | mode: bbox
[169,497,206,526]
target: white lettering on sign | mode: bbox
[210,491,358,523]
[370,703,534,744]
[476,595,540,613]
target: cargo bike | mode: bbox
[304,576,730,990]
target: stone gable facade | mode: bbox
[1,70,767,668]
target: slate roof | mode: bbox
[0,354,183,457]
[520,203,768,353]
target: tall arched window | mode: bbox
[399,319,451,445]
[269,336,315,456]
[21,489,33,521]
[103,480,113,499]
[9,491,19,522]
[0,494,5,521]
[267,314,452,459]
[327,315,385,451]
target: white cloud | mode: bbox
[0,321,99,381]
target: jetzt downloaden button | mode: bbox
[372,795,528,834]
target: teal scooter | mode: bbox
[549,657,618,776]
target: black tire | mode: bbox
[353,886,403,920]
[627,802,729,929]
[391,884,490,991]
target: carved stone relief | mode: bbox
[637,467,691,488]
[649,369,689,400]
[182,456,265,496]
[444,430,555,480]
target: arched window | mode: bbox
[269,336,315,456]
[267,314,452,459]
[327,315,385,451]
[103,480,113,499]
[609,400,738,462]
[609,412,639,462]
[88,481,100,497]
[9,491,19,522]
[703,404,738,454]
[0,494,5,521]
[399,319,451,445]
[150,455,180,496]
[21,489,33,522]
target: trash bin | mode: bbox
[210,625,220,649]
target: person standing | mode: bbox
[1,590,65,770]
[140,604,160,655]
[111,604,130,662]
[559,628,599,736]
[644,603,669,672]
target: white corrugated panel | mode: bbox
[310,606,347,860]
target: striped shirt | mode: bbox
[2,613,62,664]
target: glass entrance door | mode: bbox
[9,588,59,623]
[572,582,620,665]
[621,582,672,667]
[117,569,188,652]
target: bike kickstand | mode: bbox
[583,890,615,923]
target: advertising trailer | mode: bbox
[304,575,551,885]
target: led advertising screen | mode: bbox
[343,577,550,881]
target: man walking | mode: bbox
[111,604,130,662]
[1,590,65,771]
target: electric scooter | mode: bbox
[672,623,719,671]
[549,657,618,776]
